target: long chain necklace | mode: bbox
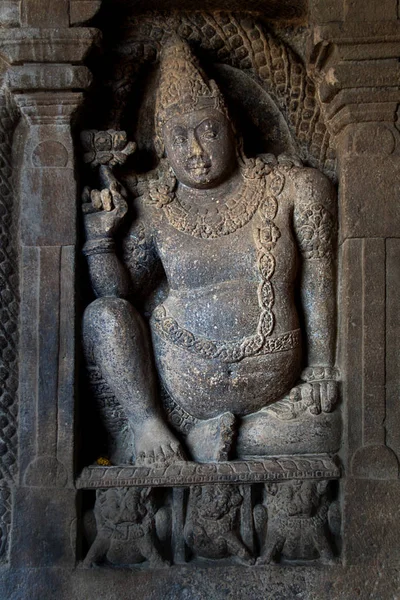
[149,158,301,362]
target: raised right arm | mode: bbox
[82,165,131,299]
[83,169,160,301]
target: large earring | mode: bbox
[154,133,165,159]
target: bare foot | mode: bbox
[238,553,255,566]
[186,412,236,462]
[256,554,273,566]
[134,418,186,466]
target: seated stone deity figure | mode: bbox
[82,37,338,466]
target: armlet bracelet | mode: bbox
[301,366,339,382]
[82,238,116,257]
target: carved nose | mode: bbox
[188,130,203,158]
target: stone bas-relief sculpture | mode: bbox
[82,37,339,467]
[254,480,334,564]
[80,35,340,569]
[1,0,399,593]
[83,487,169,568]
[184,485,254,564]
[82,479,338,568]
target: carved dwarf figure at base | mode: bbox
[83,487,168,568]
[184,485,253,564]
[82,37,338,465]
[254,480,335,564]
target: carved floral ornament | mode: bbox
[294,202,336,260]
[81,129,137,168]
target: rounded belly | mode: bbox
[164,281,261,342]
[152,329,302,420]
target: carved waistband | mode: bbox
[151,305,301,363]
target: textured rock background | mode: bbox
[0,0,398,598]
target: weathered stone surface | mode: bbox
[343,480,400,566]
[2,563,400,600]
[15,92,82,246]
[70,1,102,25]
[0,0,398,597]
[81,36,339,472]
[0,1,20,27]
[10,488,77,568]
[6,64,92,92]
[19,246,75,486]
[0,28,100,64]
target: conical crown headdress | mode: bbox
[155,36,228,153]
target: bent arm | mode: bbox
[83,239,130,299]
[293,168,337,368]
[84,216,160,301]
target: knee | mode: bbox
[83,297,138,337]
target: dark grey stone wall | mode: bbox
[0,1,398,598]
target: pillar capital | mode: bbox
[0,0,102,28]
[309,20,400,136]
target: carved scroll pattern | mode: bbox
[104,12,335,177]
[0,91,18,482]
[0,90,19,562]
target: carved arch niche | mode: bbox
[83,8,336,177]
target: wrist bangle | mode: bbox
[301,366,339,382]
[83,238,115,257]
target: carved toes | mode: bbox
[256,553,273,566]
[135,442,186,466]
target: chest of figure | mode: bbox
[151,197,297,291]
[154,219,257,289]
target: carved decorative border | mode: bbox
[77,455,340,488]
[0,91,18,484]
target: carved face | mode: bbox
[163,108,237,189]
[194,485,242,519]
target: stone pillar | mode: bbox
[11,92,83,568]
[309,3,400,566]
[0,0,100,568]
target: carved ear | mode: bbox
[316,481,329,495]
[265,483,278,496]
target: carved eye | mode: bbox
[198,119,220,141]
[174,135,188,146]
[201,129,218,140]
